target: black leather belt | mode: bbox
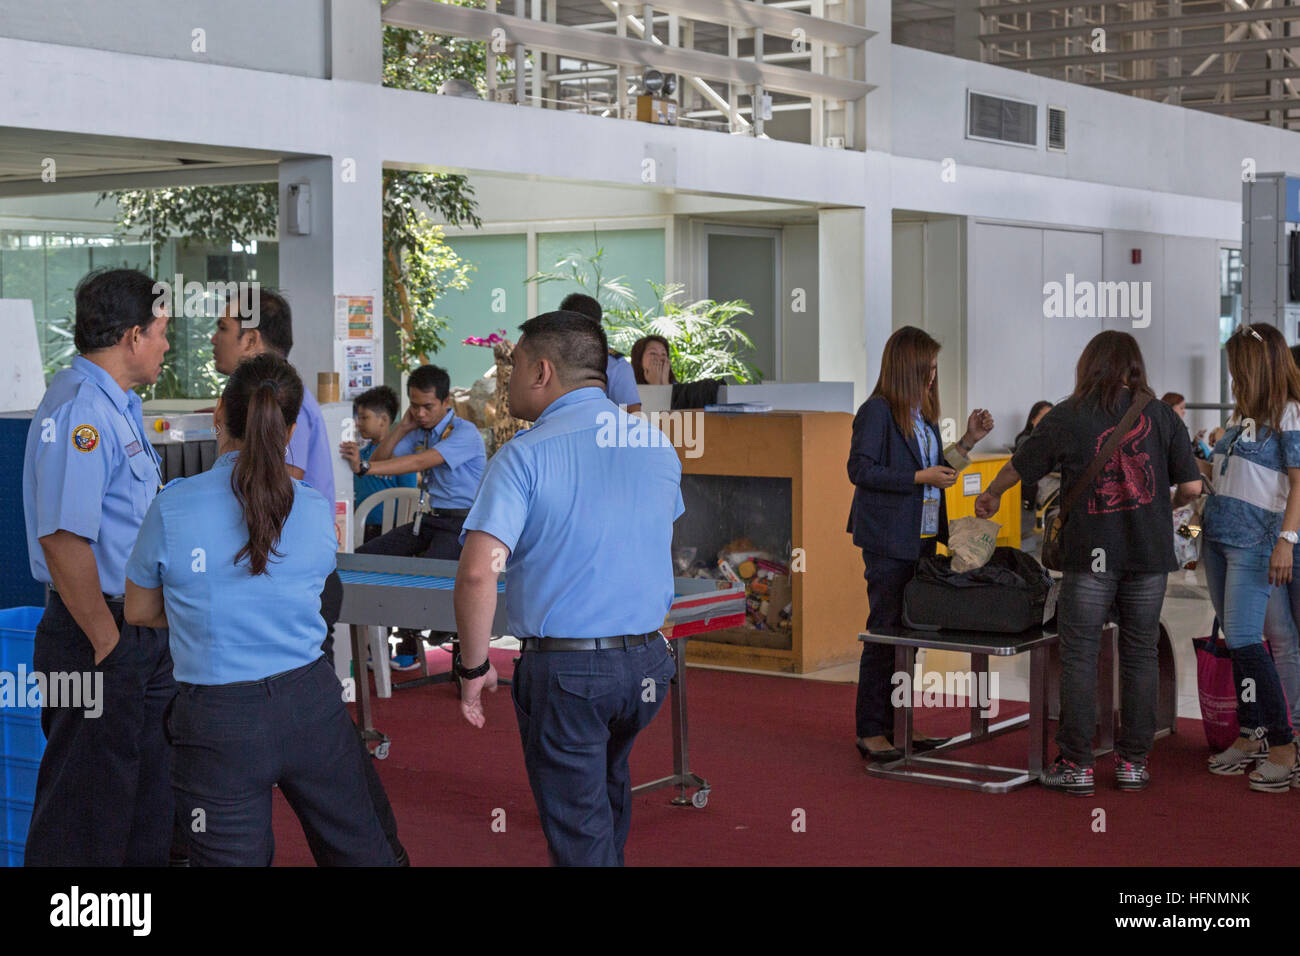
[49,586,124,606]
[520,632,662,652]
[423,507,470,519]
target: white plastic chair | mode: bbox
[353,487,422,698]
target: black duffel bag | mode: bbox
[902,546,1056,633]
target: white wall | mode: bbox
[891,44,1300,203]
[0,0,331,78]
[893,215,965,423]
[965,220,1223,451]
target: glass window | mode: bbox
[0,230,277,400]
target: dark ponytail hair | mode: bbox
[222,354,304,575]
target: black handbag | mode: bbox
[902,547,1056,633]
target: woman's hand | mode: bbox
[645,354,671,385]
[1271,538,1294,586]
[916,466,957,489]
[974,491,1001,519]
[965,409,994,445]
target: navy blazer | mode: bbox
[845,395,949,561]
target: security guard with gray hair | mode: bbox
[454,310,681,867]
[21,267,176,866]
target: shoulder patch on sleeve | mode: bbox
[71,423,100,453]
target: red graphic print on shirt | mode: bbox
[1088,413,1155,514]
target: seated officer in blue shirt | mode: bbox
[125,354,395,866]
[559,293,643,413]
[454,311,682,867]
[344,364,486,562]
[21,267,176,866]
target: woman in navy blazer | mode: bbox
[847,326,993,760]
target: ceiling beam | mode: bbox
[382,0,872,99]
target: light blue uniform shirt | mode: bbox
[391,408,486,510]
[287,387,335,509]
[460,387,683,638]
[125,451,336,684]
[605,353,642,407]
[24,355,163,595]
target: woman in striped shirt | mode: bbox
[1202,323,1300,791]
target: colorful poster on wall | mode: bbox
[334,295,374,339]
[344,341,376,399]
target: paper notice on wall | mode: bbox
[334,295,374,340]
[344,341,376,399]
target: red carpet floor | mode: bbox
[269,648,1297,866]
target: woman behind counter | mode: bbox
[125,354,395,866]
[846,326,993,761]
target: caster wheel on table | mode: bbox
[691,788,710,808]
[374,741,391,760]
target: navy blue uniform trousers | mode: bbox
[511,637,676,867]
[25,592,175,867]
[166,656,396,867]
[855,543,933,739]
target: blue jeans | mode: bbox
[511,636,675,867]
[1056,570,1167,766]
[1262,576,1300,727]
[1201,539,1295,746]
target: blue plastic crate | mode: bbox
[2,715,44,762]
[2,799,33,845]
[1,839,23,867]
[4,757,40,804]
[0,606,43,675]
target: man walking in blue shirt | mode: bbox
[454,312,682,866]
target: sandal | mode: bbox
[1249,744,1299,793]
[1208,727,1269,775]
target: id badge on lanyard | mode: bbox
[921,496,940,537]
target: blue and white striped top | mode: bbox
[1202,400,1300,550]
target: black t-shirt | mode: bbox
[1012,391,1201,572]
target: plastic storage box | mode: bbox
[1,606,47,867]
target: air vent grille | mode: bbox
[967,91,1037,147]
[1048,106,1066,151]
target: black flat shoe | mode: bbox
[856,741,905,762]
[911,736,953,752]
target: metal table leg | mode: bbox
[866,640,1053,793]
[970,652,991,741]
[1028,643,1048,776]
[351,624,390,758]
[893,645,915,758]
[631,636,710,807]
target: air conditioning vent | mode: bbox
[967,90,1037,147]
[1047,105,1066,151]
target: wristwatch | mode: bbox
[357,458,370,476]
[454,655,491,680]
[1280,530,1298,545]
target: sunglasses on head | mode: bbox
[1232,323,1264,342]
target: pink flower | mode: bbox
[464,329,511,347]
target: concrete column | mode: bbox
[328,0,382,82]
[818,206,876,406]
[277,151,383,387]
[952,0,983,63]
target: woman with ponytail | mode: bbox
[124,354,395,866]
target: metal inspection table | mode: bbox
[859,625,1058,793]
[336,553,507,758]
[336,552,743,808]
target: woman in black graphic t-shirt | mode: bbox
[976,332,1202,796]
